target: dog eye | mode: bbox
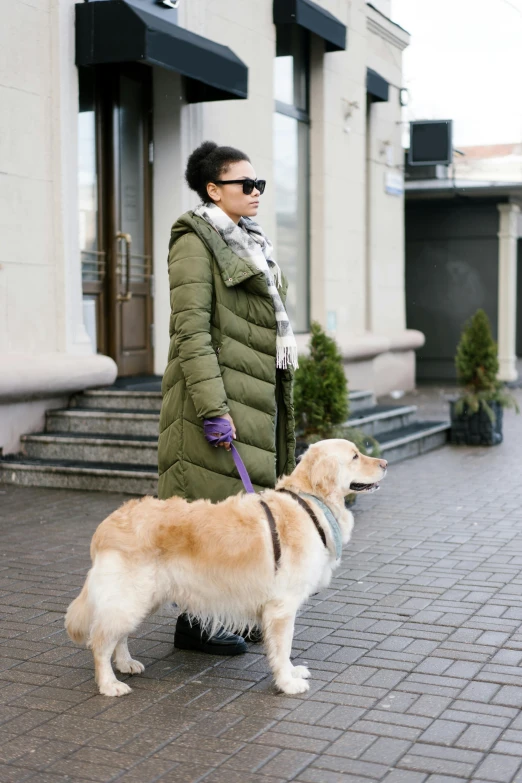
[353,454,359,460]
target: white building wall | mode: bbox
[366,5,409,337]
[320,0,367,338]
[179,0,278,242]
[1,0,421,452]
[152,69,184,376]
[0,0,56,354]
[0,0,116,453]
[174,0,418,369]
[0,0,100,356]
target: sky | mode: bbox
[390,0,522,148]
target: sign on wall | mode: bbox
[385,171,404,197]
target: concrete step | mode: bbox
[71,390,161,412]
[21,432,158,467]
[348,390,375,413]
[0,457,157,495]
[2,421,451,494]
[378,421,450,463]
[73,388,370,414]
[0,386,450,495]
[46,408,159,437]
[346,404,418,437]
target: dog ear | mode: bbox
[310,455,340,497]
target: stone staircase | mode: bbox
[0,388,450,495]
[347,390,450,464]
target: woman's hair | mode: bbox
[185,141,250,203]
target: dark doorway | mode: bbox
[405,199,500,382]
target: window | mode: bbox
[274,26,310,333]
[78,68,100,284]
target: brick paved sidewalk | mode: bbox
[2,402,522,783]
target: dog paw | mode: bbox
[115,658,145,675]
[277,677,310,695]
[100,681,132,697]
[292,665,311,679]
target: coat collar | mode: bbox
[170,212,289,301]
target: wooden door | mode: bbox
[80,65,154,377]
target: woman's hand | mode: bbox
[219,413,236,451]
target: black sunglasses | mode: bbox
[213,178,266,195]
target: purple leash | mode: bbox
[203,417,255,494]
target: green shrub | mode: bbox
[454,309,518,420]
[294,324,381,505]
[294,322,349,436]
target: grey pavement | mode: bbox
[2,396,522,782]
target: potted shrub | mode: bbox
[450,309,518,446]
[294,322,380,505]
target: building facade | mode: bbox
[0,0,420,455]
[405,176,522,383]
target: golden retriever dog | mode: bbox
[65,439,387,697]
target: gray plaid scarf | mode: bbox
[194,203,298,370]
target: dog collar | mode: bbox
[297,492,343,560]
[278,489,342,560]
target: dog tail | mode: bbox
[65,577,92,646]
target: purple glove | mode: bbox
[203,417,255,494]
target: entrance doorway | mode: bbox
[79,65,154,377]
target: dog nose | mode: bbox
[379,459,388,470]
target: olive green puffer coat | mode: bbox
[158,212,296,502]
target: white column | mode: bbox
[497,203,520,382]
[152,68,184,376]
[51,0,92,355]
[308,36,326,328]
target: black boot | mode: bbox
[174,614,247,656]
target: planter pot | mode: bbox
[450,400,503,446]
[294,438,357,508]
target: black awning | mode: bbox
[75,0,248,103]
[367,68,389,102]
[273,0,347,52]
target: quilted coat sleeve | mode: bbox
[168,233,229,420]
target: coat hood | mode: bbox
[170,211,288,300]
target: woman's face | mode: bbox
[206,160,263,224]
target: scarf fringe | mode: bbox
[277,345,299,371]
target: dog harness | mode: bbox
[277,489,343,560]
[259,499,281,567]
[201,418,342,565]
[277,488,326,548]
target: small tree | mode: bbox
[294,322,380,458]
[454,309,518,418]
[294,322,349,436]
[455,309,499,394]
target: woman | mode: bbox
[158,141,298,655]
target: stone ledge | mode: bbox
[295,329,425,362]
[366,3,411,50]
[0,353,117,403]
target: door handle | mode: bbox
[116,232,132,301]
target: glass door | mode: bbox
[79,68,107,355]
[79,65,154,377]
[112,70,154,375]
